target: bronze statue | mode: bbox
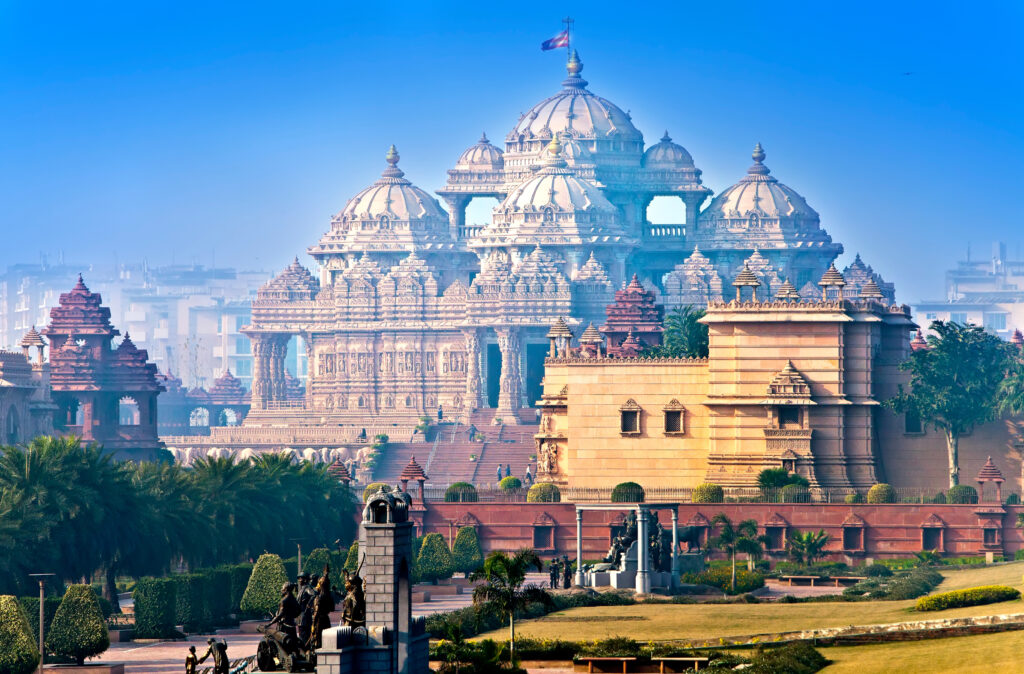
[267,582,300,633]
[341,565,366,629]
[309,565,336,649]
[184,645,198,674]
[561,555,573,589]
[548,558,560,588]
[296,572,315,644]
[198,638,229,674]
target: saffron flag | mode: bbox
[541,30,569,51]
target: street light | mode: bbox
[289,538,304,576]
[29,573,56,674]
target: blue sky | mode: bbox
[0,1,1021,303]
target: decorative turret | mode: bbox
[859,278,885,300]
[578,323,604,357]
[732,263,761,302]
[327,459,352,486]
[776,279,801,301]
[20,326,46,364]
[399,455,429,502]
[546,317,574,357]
[818,263,846,299]
[600,275,663,357]
[976,456,1005,502]
[1011,329,1023,349]
[910,329,928,351]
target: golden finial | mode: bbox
[567,49,583,77]
[547,135,562,156]
[385,144,400,167]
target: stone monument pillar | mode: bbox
[462,329,482,411]
[495,327,521,419]
[636,507,651,594]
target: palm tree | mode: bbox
[787,530,831,566]
[999,360,1024,417]
[469,548,549,658]
[643,305,709,359]
[708,514,767,593]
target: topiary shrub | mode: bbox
[691,483,724,503]
[172,574,206,632]
[864,563,894,578]
[915,585,1020,611]
[451,527,484,577]
[947,485,979,504]
[867,483,897,504]
[931,492,947,504]
[0,595,39,674]
[527,483,561,502]
[132,577,177,638]
[18,596,61,645]
[417,533,455,584]
[444,482,479,502]
[344,542,360,573]
[227,563,253,614]
[46,584,110,665]
[780,483,811,503]
[363,482,391,502]
[611,481,644,503]
[240,553,288,618]
[499,476,522,490]
[303,547,333,577]
[845,492,866,504]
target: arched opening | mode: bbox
[118,397,141,425]
[465,197,500,228]
[217,408,239,426]
[189,407,211,427]
[55,397,84,430]
[6,408,20,444]
[283,335,308,391]
[646,196,687,225]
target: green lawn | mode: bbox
[820,630,1024,673]
[476,562,1024,643]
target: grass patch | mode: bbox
[820,630,1024,673]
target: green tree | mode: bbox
[887,321,1015,486]
[240,553,288,617]
[469,549,549,658]
[641,305,709,359]
[417,533,455,584]
[708,514,767,593]
[0,595,39,674]
[344,541,360,573]
[498,476,522,491]
[46,585,109,665]
[451,527,484,577]
[444,482,478,503]
[787,530,831,566]
[757,468,809,501]
[999,355,1024,417]
[303,547,332,577]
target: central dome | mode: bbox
[506,51,643,145]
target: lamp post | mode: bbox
[289,538,304,576]
[29,573,55,674]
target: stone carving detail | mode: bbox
[539,441,559,476]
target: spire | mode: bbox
[733,263,761,287]
[377,144,408,183]
[562,49,588,89]
[860,278,884,299]
[977,456,1005,483]
[1011,329,1023,347]
[776,279,800,301]
[579,322,603,344]
[910,329,928,351]
[399,455,428,482]
[479,132,489,144]
[818,263,846,287]
[540,135,569,171]
[661,131,672,143]
[748,143,770,176]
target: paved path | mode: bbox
[102,631,261,673]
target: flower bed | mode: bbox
[915,585,1021,611]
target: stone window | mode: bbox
[533,526,553,550]
[765,527,786,551]
[663,399,685,435]
[404,396,413,408]
[984,528,998,546]
[357,396,366,408]
[842,527,863,551]
[620,399,642,435]
[922,527,942,551]
[904,411,923,435]
[778,406,802,429]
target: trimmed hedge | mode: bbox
[681,567,765,595]
[527,483,561,503]
[241,553,289,618]
[611,481,644,503]
[0,595,39,674]
[345,542,360,573]
[363,482,391,502]
[843,567,942,600]
[133,577,177,638]
[18,596,61,645]
[173,574,205,632]
[947,485,979,504]
[227,563,253,614]
[916,585,1020,611]
[691,483,723,503]
[417,533,455,583]
[451,526,484,577]
[867,483,897,504]
[845,492,866,504]
[499,476,522,490]
[46,585,109,665]
[304,547,333,578]
[444,482,478,503]
[205,567,231,624]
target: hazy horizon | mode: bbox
[2,1,1021,303]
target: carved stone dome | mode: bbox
[643,132,695,169]
[339,145,448,223]
[455,133,504,170]
[501,137,617,213]
[699,144,818,227]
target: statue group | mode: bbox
[254,563,365,672]
[595,510,701,576]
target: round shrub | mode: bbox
[363,482,391,502]
[867,483,897,504]
[780,483,811,503]
[499,476,522,490]
[611,481,645,503]
[865,563,894,578]
[845,492,866,504]
[691,483,724,503]
[303,547,332,577]
[344,542,360,573]
[451,526,484,577]
[240,553,288,617]
[0,595,39,674]
[947,485,979,504]
[132,577,177,638]
[417,533,455,583]
[444,482,478,502]
[527,483,561,503]
[931,492,947,504]
[47,585,109,666]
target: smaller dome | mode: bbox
[455,133,504,170]
[643,132,694,169]
[339,145,448,223]
[502,137,617,213]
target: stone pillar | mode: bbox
[636,507,650,594]
[495,327,521,419]
[575,509,584,587]
[267,336,287,404]
[441,195,469,241]
[250,334,270,409]
[670,508,679,589]
[683,196,700,233]
[462,329,482,410]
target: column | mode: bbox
[636,507,650,594]
[268,336,287,403]
[495,327,521,418]
[250,336,268,409]
[670,508,680,590]
[575,509,584,587]
[441,195,469,241]
[463,329,482,410]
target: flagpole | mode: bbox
[562,16,574,63]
